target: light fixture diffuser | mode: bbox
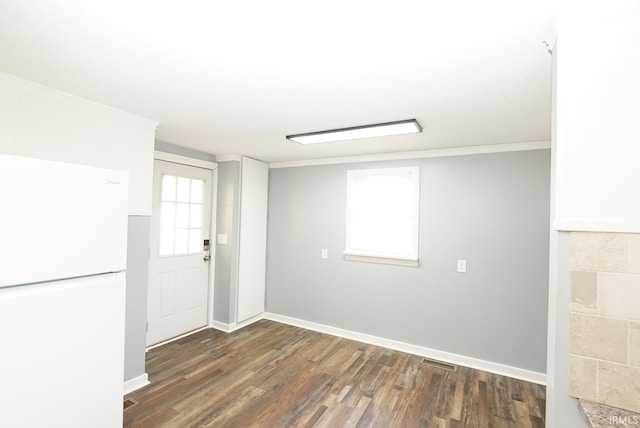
[287,119,422,145]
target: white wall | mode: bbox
[0,73,158,215]
[554,2,640,233]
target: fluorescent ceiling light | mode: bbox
[287,119,422,145]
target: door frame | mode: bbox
[150,150,218,341]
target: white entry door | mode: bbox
[147,160,213,346]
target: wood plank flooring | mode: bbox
[124,320,545,427]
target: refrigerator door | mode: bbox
[0,154,129,287]
[0,272,126,428]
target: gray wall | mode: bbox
[213,161,241,324]
[124,215,150,382]
[266,149,550,373]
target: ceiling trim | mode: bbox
[269,140,551,169]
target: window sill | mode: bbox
[344,252,419,267]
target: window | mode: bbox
[158,175,205,256]
[345,166,420,266]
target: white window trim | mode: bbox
[344,166,420,267]
[344,253,419,267]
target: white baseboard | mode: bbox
[210,320,234,332]
[264,312,547,385]
[123,373,149,395]
[210,313,264,333]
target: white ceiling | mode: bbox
[0,1,553,163]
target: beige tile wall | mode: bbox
[570,232,640,413]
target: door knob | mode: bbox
[203,254,211,262]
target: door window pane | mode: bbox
[160,202,175,229]
[159,174,206,257]
[175,203,190,228]
[176,177,191,202]
[190,204,203,228]
[161,176,176,201]
[174,229,188,254]
[191,180,204,203]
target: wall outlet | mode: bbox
[457,259,467,273]
[321,249,328,259]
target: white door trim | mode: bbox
[208,168,218,327]
[154,150,217,170]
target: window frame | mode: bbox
[344,166,420,267]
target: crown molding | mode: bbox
[269,140,551,169]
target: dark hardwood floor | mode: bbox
[124,320,545,427]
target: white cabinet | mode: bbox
[554,4,640,232]
[0,73,157,215]
[236,157,269,322]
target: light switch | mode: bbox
[217,234,228,245]
[457,260,467,273]
[321,249,328,259]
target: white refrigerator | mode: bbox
[0,154,129,427]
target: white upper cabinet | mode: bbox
[554,3,640,232]
[0,73,158,215]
